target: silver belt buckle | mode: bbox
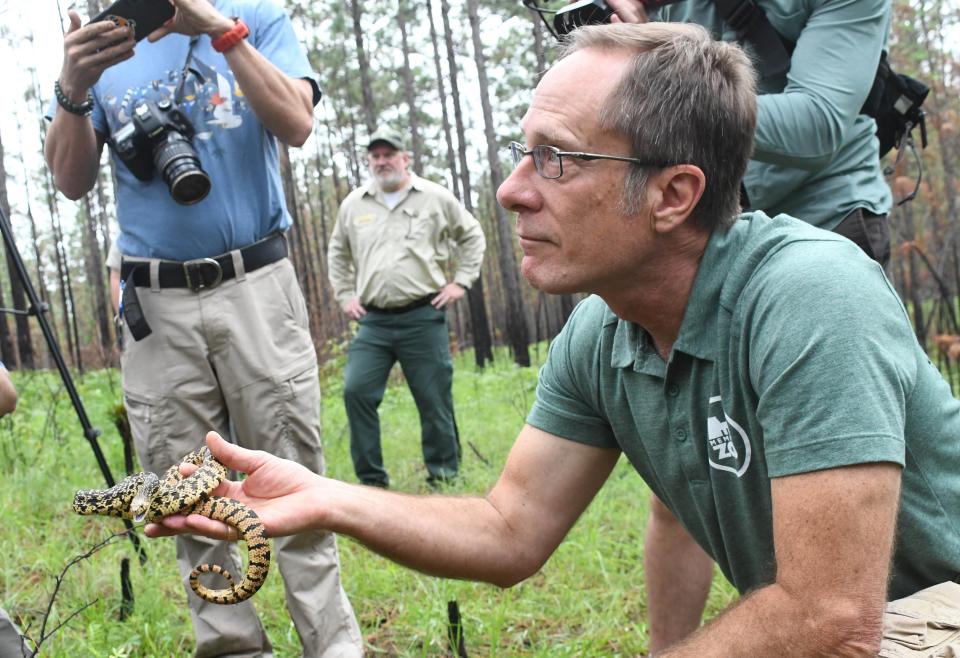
[183,257,223,291]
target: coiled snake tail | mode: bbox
[187,497,270,604]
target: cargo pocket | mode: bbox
[880,582,960,657]
[123,390,172,474]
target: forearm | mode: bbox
[44,112,102,200]
[223,40,313,146]
[661,582,882,658]
[751,0,888,169]
[319,479,541,587]
[644,497,713,654]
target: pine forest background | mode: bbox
[0,0,958,376]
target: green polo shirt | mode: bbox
[328,173,486,308]
[528,212,960,599]
[652,0,893,230]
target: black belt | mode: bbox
[120,232,288,291]
[366,294,437,314]
[120,233,288,343]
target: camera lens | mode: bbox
[153,132,211,205]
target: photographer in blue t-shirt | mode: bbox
[43,0,362,655]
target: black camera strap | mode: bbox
[121,36,201,343]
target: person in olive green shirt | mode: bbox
[150,24,959,657]
[327,131,486,488]
[610,0,892,268]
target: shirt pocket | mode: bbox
[401,208,438,244]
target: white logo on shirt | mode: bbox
[706,396,751,477]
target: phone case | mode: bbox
[90,0,175,42]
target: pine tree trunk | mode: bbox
[440,0,494,366]
[82,193,112,363]
[426,0,460,199]
[349,0,378,134]
[0,128,35,368]
[397,0,424,173]
[466,0,529,366]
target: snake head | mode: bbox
[129,474,161,522]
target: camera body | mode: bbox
[109,99,211,205]
[553,0,616,36]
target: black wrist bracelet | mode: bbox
[54,80,94,117]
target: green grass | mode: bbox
[0,347,738,656]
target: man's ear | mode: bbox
[647,165,706,234]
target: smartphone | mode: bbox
[89,0,175,42]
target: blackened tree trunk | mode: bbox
[397,0,424,173]
[349,0,378,134]
[466,0,529,367]
[82,193,113,363]
[440,0,494,367]
[0,128,34,368]
[426,0,460,199]
[280,143,318,337]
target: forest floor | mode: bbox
[0,345,738,657]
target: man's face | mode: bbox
[496,48,653,297]
[368,144,411,192]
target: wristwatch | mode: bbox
[211,17,250,53]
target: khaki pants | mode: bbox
[881,582,960,657]
[121,257,362,658]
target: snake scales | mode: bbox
[73,447,270,605]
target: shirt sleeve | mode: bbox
[446,199,486,289]
[751,0,889,170]
[746,242,915,477]
[527,299,620,449]
[326,203,357,305]
[247,0,321,106]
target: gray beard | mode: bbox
[375,171,406,191]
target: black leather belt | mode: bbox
[366,294,437,314]
[120,232,288,291]
[120,233,287,343]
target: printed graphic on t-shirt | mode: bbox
[706,395,751,477]
[101,55,248,154]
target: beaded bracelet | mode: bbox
[54,80,94,117]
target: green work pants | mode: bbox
[344,304,460,486]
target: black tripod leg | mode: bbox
[0,206,147,564]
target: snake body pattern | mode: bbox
[73,447,270,605]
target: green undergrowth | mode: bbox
[0,347,738,656]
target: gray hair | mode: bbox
[561,23,757,230]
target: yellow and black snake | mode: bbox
[73,447,270,605]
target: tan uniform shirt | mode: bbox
[327,173,486,308]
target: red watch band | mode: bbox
[211,18,249,53]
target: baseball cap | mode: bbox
[366,130,406,152]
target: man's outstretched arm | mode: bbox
[661,462,901,657]
[148,426,620,587]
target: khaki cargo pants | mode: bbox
[881,582,960,657]
[121,257,362,658]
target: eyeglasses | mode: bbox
[508,141,672,180]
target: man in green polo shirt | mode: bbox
[604,1,895,647]
[150,23,960,656]
[327,131,486,488]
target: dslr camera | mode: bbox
[109,99,211,205]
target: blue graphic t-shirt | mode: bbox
[86,0,318,260]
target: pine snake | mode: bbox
[73,447,270,605]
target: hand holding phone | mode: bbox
[89,0,175,43]
[57,10,136,101]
